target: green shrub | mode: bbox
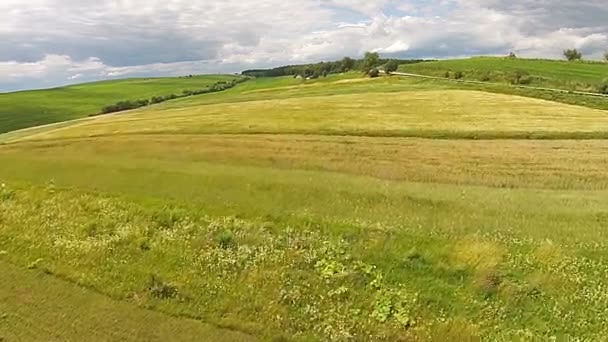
[216,230,236,249]
[479,73,491,82]
[101,99,149,114]
[510,70,532,85]
[152,208,185,229]
[453,71,464,79]
[597,79,608,94]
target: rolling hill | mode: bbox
[2,73,608,340]
[399,56,608,92]
[0,75,242,134]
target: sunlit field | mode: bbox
[2,73,608,340]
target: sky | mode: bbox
[1,0,607,92]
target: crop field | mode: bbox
[2,71,608,340]
[0,75,240,134]
[400,57,608,92]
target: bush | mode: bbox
[384,60,399,74]
[444,71,451,78]
[510,70,532,85]
[479,73,491,82]
[101,99,149,114]
[453,71,464,80]
[216,230,236,249]
[152,208,185,230]
[597,79,608,94]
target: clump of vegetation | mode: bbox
[384,60,399,74]
[474,268,503,298]
[150,94,178,104]
[0,183,15,201]
[98,78,249,115]
[597,79,608,94]
[146,274,179,299]
[216,230,236,249]
[510,70,532,85]
[101,99,150,114]
[478,72,491,82]
[453,71,465,79]
[564,48,582,61]
[508,52,517,59]
[152,208,185,230]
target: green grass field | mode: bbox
[400,57,608,92]
[0,261,256,341]
[0,75,240,134]
[2,71,608,340]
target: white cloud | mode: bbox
[1,0,607,91]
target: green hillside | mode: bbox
[399,57,608,92]
[0,75,241,134]
[2,73,608,340]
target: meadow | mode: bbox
[0,75,240,134]
[400,56,608,93]
[2,69,608,340]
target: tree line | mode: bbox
[563,48,608,62]
[97,77,249,115]
[241,53,428,78]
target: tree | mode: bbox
[604,51,608,62]
[340,57,355,72]
[384,60,399,74]
[563,49,582,61]
[508,52,517,59]
[362,52,380,72]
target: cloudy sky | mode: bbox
[1,0,607,92]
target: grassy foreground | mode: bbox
[0,75,240,134]
[1,74,608,340]
[0,261,255,341]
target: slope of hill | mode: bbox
[0,75,241,134]
[2,74,608,340]
[399,57,608,92]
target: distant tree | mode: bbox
[604,51,608,62]
[368,68,380,78]
[563,49,582,61]
[340,57,355,72]
[508,52,517,58]
[384,60,399,74]
[362,52,380,72]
